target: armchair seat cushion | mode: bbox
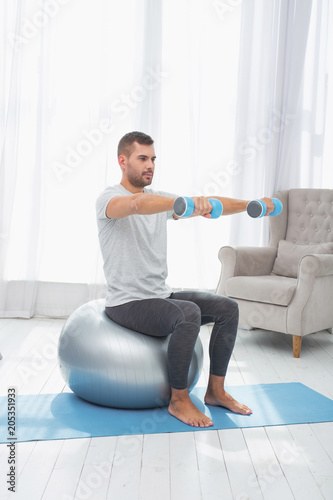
[225,275,297,306]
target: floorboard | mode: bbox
[219,428,264,500]
[169,432,201,500]
[265,425,324,500]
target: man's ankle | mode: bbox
[170,387,190,403]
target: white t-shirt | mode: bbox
[96,184,177,307]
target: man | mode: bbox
[96,131,274,427]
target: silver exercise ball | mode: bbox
[58,299,203,409]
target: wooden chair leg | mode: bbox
[293,335,302,358]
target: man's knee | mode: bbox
[215,296,239,326]
[229,298,239,318]
[179,301,201,327]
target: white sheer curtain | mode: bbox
[1,0,332,317]
[1,0,242,317]
[1,0,144,316]
[1,0,43,317]
[158,0,241,290]
[230,0,332,247]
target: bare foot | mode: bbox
[168,389,213,428]
[204,388,252,415]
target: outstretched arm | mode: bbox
[214,196,275,216]
[187,196,275,218]
[106,192,176,219]
[105,192,275,219]
[213,197,249,215]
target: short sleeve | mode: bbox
[96,186,123,220]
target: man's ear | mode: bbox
[118,154,126,170]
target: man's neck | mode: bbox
[120,179,145,194]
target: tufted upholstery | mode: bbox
[216,189,333,357]
[282,189,333,244]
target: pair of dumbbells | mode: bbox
[173,196,283,219]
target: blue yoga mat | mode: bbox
[1,383,332,443]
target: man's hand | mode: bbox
[260,197,275,216]
[192,196,213,218]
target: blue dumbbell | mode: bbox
[173,196,223,219]
[247,198,283,218]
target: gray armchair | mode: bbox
[216,188,333,357]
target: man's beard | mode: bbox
[127,169,153,188]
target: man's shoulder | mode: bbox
[145,187,178,198]
[96,184,128,219]
[96,184,127,205]
[98,184,125,197]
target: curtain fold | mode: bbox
[230,0,331,247]
[0,1,38,317]
[134,0,163,139]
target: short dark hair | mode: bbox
[117,131,154,158]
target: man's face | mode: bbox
[122,142,156,189]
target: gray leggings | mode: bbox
[105,291,239,390]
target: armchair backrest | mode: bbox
[269,188,333,247]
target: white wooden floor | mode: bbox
[0,317,333,500]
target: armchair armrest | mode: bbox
[298,253,333,279]
[288,254,333,335]
[216,246,277,295]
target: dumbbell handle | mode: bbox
[173,196,223,219]
[247,198,283,218]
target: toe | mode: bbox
[205,418,213,427]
